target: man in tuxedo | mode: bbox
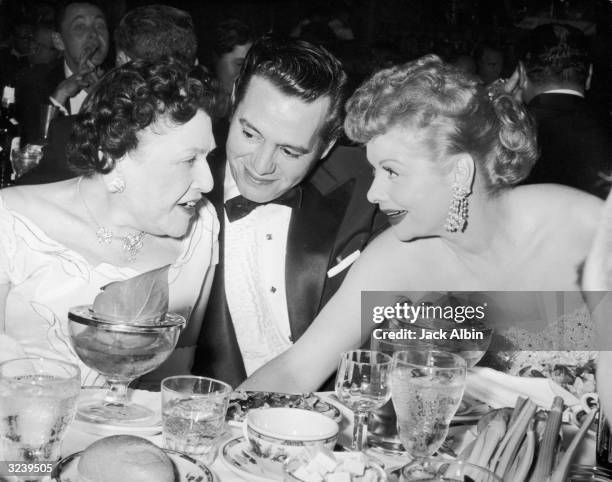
[18,4,198,185]
[518,23,611,198]
[16,1,108,143]
[15,0,109,184]
[192,35,385,388]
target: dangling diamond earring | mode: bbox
[108,177,126,194]
[445,184,470,233]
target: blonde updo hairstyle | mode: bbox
[344,54,539,194]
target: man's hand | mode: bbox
[51,45,104,106]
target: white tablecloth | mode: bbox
[60,389,596,481]
[60,390,361,481]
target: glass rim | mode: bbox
[161,375,233,395]
[0,356,81,379]
[339,349,392,365]
[68,305,186,332]
[401,457,501,480]
[392,349,467,369]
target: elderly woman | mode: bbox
[0,58,219,385]
[241,54,602,393]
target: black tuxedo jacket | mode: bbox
[15,60,77,186]
[16,115,75,185]
[15,60,65,144]
[192,144,386,387]
[523,93,612,198]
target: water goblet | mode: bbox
[335,350,392,451]
[0,357,80,479]
[67,305,184,425]
[391,350,466,461]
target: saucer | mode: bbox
[52,449,214,482]
[221,436,388,482]
[221,436,281,481]
[72,388,162,436]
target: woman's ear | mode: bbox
[101,158,127,194]
[51,31,65,52]
[451,153,475,192]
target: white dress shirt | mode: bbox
[223,168,293,376]
[63,62,88,114]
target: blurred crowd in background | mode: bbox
[1,0,612,151]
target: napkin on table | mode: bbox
[466,366,580,409]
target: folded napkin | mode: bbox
[466,367,580,409]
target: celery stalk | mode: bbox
[528,396,563,482]
[549,408,598,482]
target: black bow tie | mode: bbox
[225,186,303,222]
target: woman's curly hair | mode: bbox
[68,57,219,176]
[345,54,539,193]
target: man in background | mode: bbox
[15,1,108,147]
[18,4,198,185]
[518,23,611,198]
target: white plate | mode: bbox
[220,436,387,482]
[51,449,214,482]
[72,388,162,436]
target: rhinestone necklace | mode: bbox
[76,176,146,262]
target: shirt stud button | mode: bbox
[266,233,272,240]
[270,286,277,293]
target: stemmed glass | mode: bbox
[335,350,392,451]
[67,305,185,425]
[390,350,466,460]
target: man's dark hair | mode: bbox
[212,18,253,57]
[54,0,106,32]
[233,34,348,145]
[523,23,590,86]
[115,5,197,64]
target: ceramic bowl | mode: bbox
[244,407,338,475]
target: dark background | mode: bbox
[2,0,612,119]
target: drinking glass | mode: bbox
[335,350,392,451]
[68,305,184,425]
[391,350,466,460]
[368,322,490,453]
[161,376,232,465]
[0,358,80,472]
[401,458,502,481]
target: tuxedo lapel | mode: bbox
[286,180,354,341]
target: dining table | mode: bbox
[54,385,598,481]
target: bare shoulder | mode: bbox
[345,227,449,291]
[511,184,603,250]
[513,184,602,227]
[1,179,78,222]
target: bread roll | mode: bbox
[78,435,175,482]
